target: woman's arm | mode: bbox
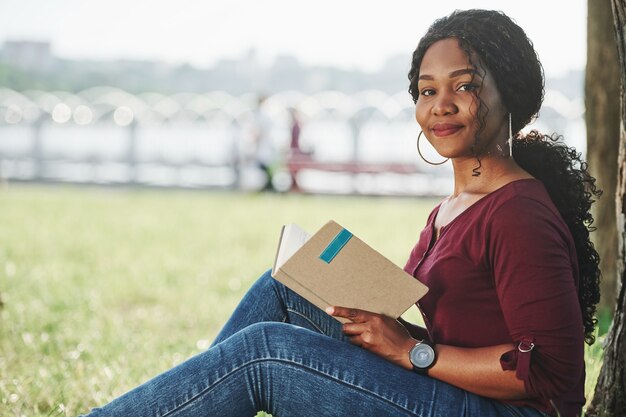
[327,306,528,401]
[428,343,526,400]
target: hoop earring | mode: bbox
[508,113,514,158]
[417,131,449,165]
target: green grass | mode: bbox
[0,185,437,416]
[0,184,607,416]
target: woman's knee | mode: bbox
[250,268,290,301]
[237,321,316,353]
[251,268,279,291]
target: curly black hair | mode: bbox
[408,9,601,345]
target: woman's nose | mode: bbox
[432,92,458,116]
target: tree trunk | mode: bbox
[587,1,626,416]
[586,0,620,313]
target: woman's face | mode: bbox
[414,38,508,159]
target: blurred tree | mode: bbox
[587,1,626,416]
[0,63,46,90]
[586,0,620,314]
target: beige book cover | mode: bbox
[271,220,428,323]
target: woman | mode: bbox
[82,9,600,417]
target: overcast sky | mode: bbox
[0,1,586,76]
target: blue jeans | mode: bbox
[81,269,547,417]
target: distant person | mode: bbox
[82,10,600,417]
[286,106,313,191]
[288,106,313,157]
[252,95,277,191]
[287,107,301,155]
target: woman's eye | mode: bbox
[420,89,435,96]
[458,84,477,92]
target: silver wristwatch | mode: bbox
[409,339,437,374]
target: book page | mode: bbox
[274,224,311,271]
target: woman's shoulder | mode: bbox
[485,178,557,214]
[483,178,570,236]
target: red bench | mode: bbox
[285,152,422,192]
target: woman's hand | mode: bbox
[326,306,416,369]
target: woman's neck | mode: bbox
[450,155,532,197]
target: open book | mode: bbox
[271,220,428,323]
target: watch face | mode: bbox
[410,342,435,368]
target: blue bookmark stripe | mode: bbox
[319,228,353,263]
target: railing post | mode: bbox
[349,116,364,193]
[32,115,45,180]
[231,118,242,190]
[126,119,138,184]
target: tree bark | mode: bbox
[587,1,626,416]
[586,0,620,313]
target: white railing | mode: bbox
[0,87,583,195]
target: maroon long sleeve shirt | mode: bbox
[404,179,585,417]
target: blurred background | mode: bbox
[0,0,586,196]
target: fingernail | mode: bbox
[325,307,334,314]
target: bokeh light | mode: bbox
[4,104,23,124]
[52,103,72,124]
[113,106,134,126]
[72,104,93,125]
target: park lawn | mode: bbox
[0,184,605,416]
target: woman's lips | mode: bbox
[431,123,463,137]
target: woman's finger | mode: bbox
[342,322,368,335]
[325,306,369,322]
[348,335,364,347]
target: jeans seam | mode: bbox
[501,403,538,417]
[500,403,517,417]
[160,357,420,417]
[285,308,326,334]
[270,275,289,323]
[271,274,328,335]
